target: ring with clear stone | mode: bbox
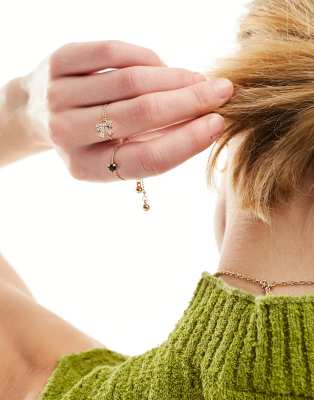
[96,104,114,140]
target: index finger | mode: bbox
[50,40,166,78]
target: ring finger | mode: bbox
[66,113,225,182]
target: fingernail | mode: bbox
[212,78,233,99]
[208,114,225,140]
[159,58,168,67]
[193,72,206,82]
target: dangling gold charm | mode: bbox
[136,178,150,211]
[143,199,150,211]
[136,181,143,193]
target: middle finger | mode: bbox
[49,66,206,110]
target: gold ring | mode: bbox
[96,104,114,140]
[107,140,125,180]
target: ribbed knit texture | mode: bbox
[38,271,314,399]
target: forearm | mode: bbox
[0,76,51,167]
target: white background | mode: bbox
[0,0,248,355]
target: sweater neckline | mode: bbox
[39,269,314,399]
[203,270,314,304]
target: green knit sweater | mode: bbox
[38,271,314,399]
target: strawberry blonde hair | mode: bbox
[207,0,314,225]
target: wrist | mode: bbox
[0,75,52,166]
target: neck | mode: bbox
[218,186,314,296]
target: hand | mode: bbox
[25,40,233,182]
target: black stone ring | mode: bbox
[106,140,126,181]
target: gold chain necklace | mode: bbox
[214,270,314,295]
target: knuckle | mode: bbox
[68,155,87,181]
[138,147,166,176]
[104,39,123,48]
[47,83,61,111]
[120,68,142,93]
[99,40,121,61]
[144,48,162,65]
[49,55,60,79]
[50,42,76,77]
[48,114,68,147]
[132,95,159,124]
[59,42,78,52]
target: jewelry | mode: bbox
[214,269,314,295]
[107,139,151,211]
[96,104,114,140]
[107,140,125,181]
[136,178,150,211]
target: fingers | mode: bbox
[50,40,165,78]
[124,114,225,178]
[65,113,225,182]
[48,67,205,110]
[49,78,233,148]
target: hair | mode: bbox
[207,0,314,225]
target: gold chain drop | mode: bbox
[136,178,150,211]
[214,269,314,295]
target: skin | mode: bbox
[215,134,314,297]
[2,40,314,400]
[0,40,233,399]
